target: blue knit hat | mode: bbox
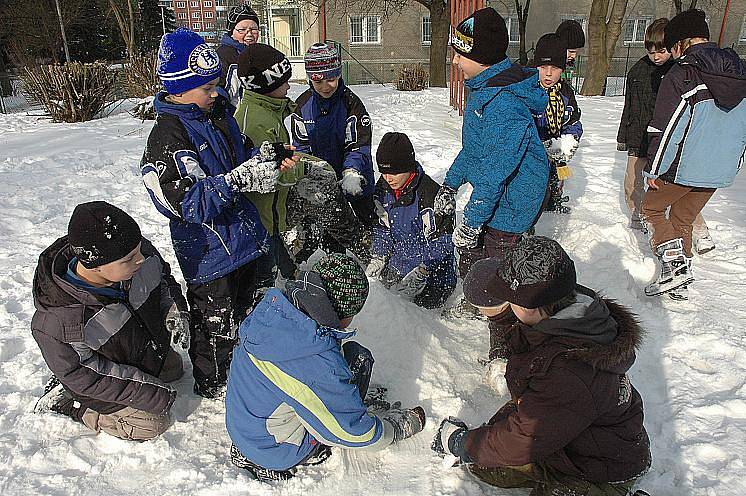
[157,28,222,94]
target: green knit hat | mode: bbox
[313,254,369,319]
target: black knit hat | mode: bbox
[313,254,369,319]
[463,236,576,309]
[664,9,710,51]
[376,132,417,174]
[238,43,292,94]
[226,4,260,33]
[556,20,585,49]
[533,33,567,70]
[68,201,142,269]
[451,7,508,65]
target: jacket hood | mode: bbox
[154,88,233,120]
[220,33,247,53]
[240,272,355,362]
[33,236,102,311]
[531,286,644,374]
[467,58,547,114]
[681,42,746,110]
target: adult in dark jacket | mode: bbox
[367,132,456,309]
[642,10,746,299]
[433,236,651,495]
[32,202,188,441]
[217,4,260,107]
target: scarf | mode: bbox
[545,83,566,137]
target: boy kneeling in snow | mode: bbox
[532,33,583,214]
[226,253,426,482]
[366,132,457,309]
[32,202,188,441]
[433,236,651,495]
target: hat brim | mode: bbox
[463,257,508,308]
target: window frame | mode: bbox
[421,16,431,45]
[739,17,746,44]
[177,12,187,19]
[349,15,381,45]
[192,22,202,30]
[623,17,651,45]
[505,16,520,44]
[176,1,186,8]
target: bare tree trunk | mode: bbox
[428,0,449,87]
[108,0,136,57]
[673,0,699,14]
[581,0,628,96]
[515,0,531,65]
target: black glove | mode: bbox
[433,185,457,217]
[431,417,472,464]
[383,406,426,443]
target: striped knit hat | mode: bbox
[157,28,222,94]
[314,254,369,319]
[304,43,342,81]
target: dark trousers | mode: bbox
[348,194,377,229]
[187,262,257,390]
[255,235,297,289]
[457,227,523,279]
[341,341,374,400]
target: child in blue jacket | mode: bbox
[434,8,550,318]
[531,33,583,214]
[366,132,457,309]
[226,254,425,482]
[140,28,297,398]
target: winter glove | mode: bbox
[259,140,294,162]
[166,304,190,349]
[433,185,457,217]
[545,135,580,163]
[383,406,426,443]
[452,223,481,249]
[340,168,365,196]
[365,256,387,279]
[617,142,628,152]
[393,264,429,298]
[431,417,472,465]
[225,156,280,194]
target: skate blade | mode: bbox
[645,277,694,297]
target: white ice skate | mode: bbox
[645,238,694,296]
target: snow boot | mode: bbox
[300,443,333,466]
[645,238,694,296]
[34,376,83,421]
[668,258,693,301]
[230,444,294,482]
[441,296,484,320]
[694,234,716,255]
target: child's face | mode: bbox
[647,47,671,66]
[566,49,578,64]
[173,78,220,111]
[95,243,145,283]
[232,19,260,45]
[265,81,290,99]
[538,65,563,88]
[452,53,488,80]
[311,77,340,98]
[510,303,546,325]
[382,172,412,190]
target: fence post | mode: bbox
[621,45,631,96]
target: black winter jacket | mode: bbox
[617,56,674,153]
[31,237,186,416]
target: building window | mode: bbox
[204,1,212,6]
[740,18,746,44]
[190,1,199,7]
[506,16,520,44]
[422,16,431,45]
[204,11,213,18]
[192,11,201,18]
[623,18,650,44]
[350,15,380,44]
[206,22,215,29]
[193,22,201,30]
[217,10,225,18]
[177,12,187,19]
[176,1,185,7]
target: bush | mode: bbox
[395,65,429,91]
[21,62,116,122]
[124,51,162,120]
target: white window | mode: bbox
[422,16,431,45]
[505,16,520,44]
[190,1,199,7]
[177,12,187,19]
[740,18,746,44]
[217,11,225,18]
[204,1,212,6]
[623,18,650,44]
[192,22,201,30]
[206,23,215,29]
[176,1,185,8]
[192,11,200,18]
[350,15,381,44]
[204,11,213,18]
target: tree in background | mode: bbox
[673,0,699,14]
[67,0,126,62]
[581,0,628,96]
[496,0,533,65]
[138,0,176,53]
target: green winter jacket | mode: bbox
[234,91,304,234]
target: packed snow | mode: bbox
[0,85,745,496]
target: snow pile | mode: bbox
[0,85,744,495]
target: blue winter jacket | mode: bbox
[444,59,550,234]
[225,272,394,471]
[140,91,268,284]
[372,164,456,289]
[645,42,746,188]
[290,79,375,197]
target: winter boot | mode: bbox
[645,238,694,296]
[668,258,693,301]
[694,234,716,255]
[441,296,484,320]
[363,386,391,414]
[299,443,333,466]
[194,381,226,399]
[230,444,294,482]
[34,376,83,421]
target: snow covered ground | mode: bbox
[1,85,745,496]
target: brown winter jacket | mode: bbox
[31,236,186,416]
[465,286,651,484]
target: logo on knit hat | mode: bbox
[451,29,474,53]
[189,45,220,76]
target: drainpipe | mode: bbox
[320,0,327,41]
[718,0,732,47]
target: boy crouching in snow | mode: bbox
[366,132,457,309]
[532,33,583,214]
[226,253,426,482]
[433,236,651,496]
[32,202,188,441]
